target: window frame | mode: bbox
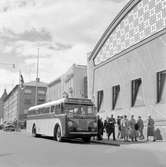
[157,70,166,103]
[112,85,120,110]
[131,78,142,107]
[97,90,104,112]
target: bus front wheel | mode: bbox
[54,125,62,142]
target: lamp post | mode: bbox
[35,48,39,105]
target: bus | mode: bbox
[27,98,98,142]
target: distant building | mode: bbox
[0,89,7,124]
[47,64,87,101]
[3,80,47,125]
[88,0,166,138]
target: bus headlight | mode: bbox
[68,121,73,128]
[88,121,97,131]
[93,122,97,128]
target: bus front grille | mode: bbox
[78,119,88,131]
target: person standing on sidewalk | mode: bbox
[129,115,137,142]
[117,116,121,139]
[104,117,111,140]
[105,115,116,141]
[121,115,129,141]
[147,116,155,141]
[97,115,104,140]
[109,114,116,141]
[137,116,144,140]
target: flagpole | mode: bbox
[35,48,39,105]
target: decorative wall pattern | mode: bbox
[94,0,166,65]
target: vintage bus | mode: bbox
[27,98,98,142]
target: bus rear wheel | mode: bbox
[54,125,62,142]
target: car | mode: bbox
[3,124,15,131]
[0,124,4,130]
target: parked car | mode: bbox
[0,124,4,130]
[3,123,15,131]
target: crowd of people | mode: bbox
[97,115,156,142]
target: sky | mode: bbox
[0,0,129,95]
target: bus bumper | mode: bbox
[67,132,97,138]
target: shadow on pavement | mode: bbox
[0,153,14,157]
[34,135,91,145]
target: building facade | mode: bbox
[3,80,47,125]
[0,89,7,124]
[47,64,87,101]
[88,0,166,139]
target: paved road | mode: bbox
[0,131,166,167]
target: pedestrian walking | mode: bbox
[105,115,116,141]
[121,115,129,141]
[97,115,104,140]
[117,116,121,139]
[129,115,137,142]
[137,116,144,140]
[147,116,155,141]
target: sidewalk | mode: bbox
[92,138,155,145]
[91,134,163,146]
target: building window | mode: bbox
[131,78,142,107]
[24,89,32,94]
[24,99,32,105]
[38,98,45,104]
[83,76,88,98]
[97,90,104,112]
[157,70,166,103]
[38,90,46,95]
[112,85,120,110]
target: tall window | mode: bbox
[24,89,32,94]
[97,90,104,112]
[112,85,120,110]
[131,78,142,107]
[157,70,166,103]
[38,90,46,95]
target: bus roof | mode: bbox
[28,98,93,111]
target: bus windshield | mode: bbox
[64,104,94,115]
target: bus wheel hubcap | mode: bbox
[57,127,61,140]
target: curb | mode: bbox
[91,140,120,146]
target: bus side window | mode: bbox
[49,107,51,113]
[32,110,35,115]
[39,108,42,114]
[43,107,49,113]
[51,106,56,113]
[61,103,64,113]
[55,104,61,114]
[34,109,38,114]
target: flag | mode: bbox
[19,72,24,89]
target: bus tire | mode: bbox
[54,125,62,142]
[32,124,38,137]
[82,137,91,143]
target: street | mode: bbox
[0,131,166,167]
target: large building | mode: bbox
[47,64,87,101]
[88,0,166,138]
[0,89,7,124]
[3,80,47,126]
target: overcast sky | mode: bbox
[0,0,129,95]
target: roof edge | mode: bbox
[88,0,140,61]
